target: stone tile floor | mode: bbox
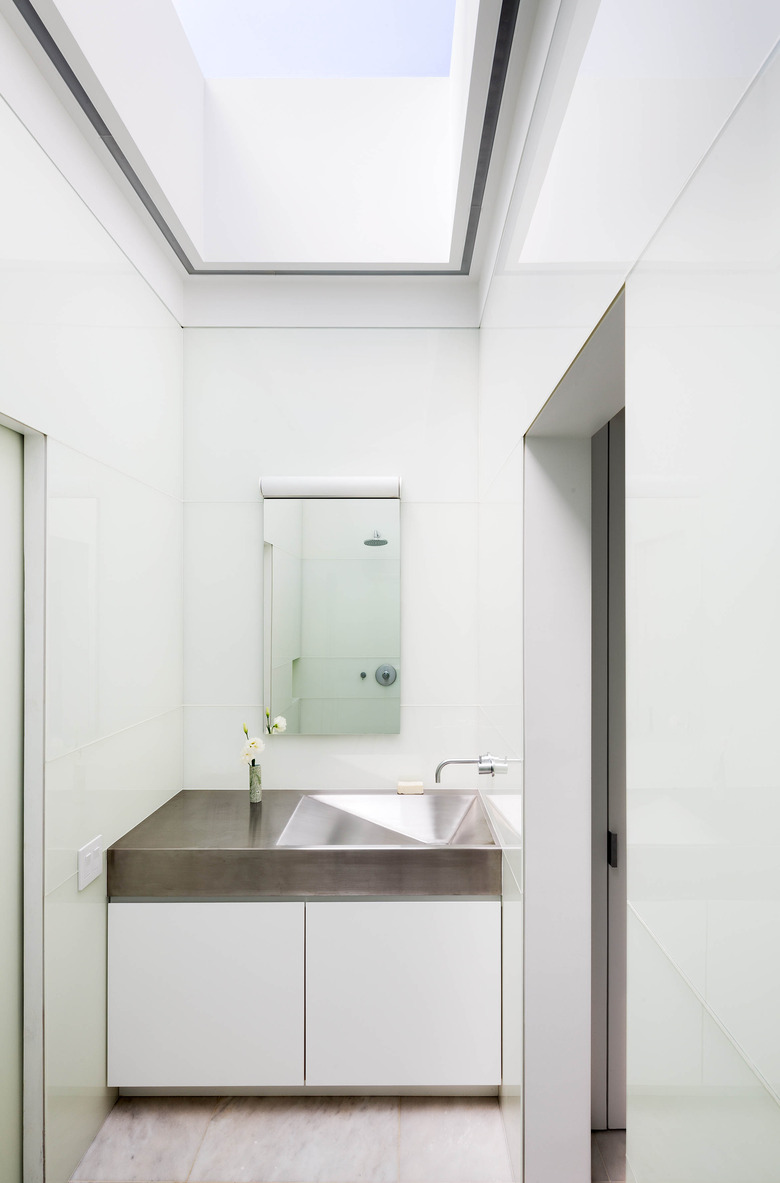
[70,1095,515,1183]
[591,1130,626,1182]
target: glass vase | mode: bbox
[248,761,262,804]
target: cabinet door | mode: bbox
[108,902,304,1087]
[306,901,501,1086]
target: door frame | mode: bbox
[522,291,625,1182]
[1,409,46,1183]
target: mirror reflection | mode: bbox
[264,498,400,734]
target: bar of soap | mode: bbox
[397,780,424,795]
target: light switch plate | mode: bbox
[78,835,103,891]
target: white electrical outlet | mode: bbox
[77,835,103,891]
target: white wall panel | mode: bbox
[184,329,477,504]
[523,437,592,1183]
[0,73,184,1182]
[184,501,263,707]
[500,854,523,1180]
[44,868,114,1179]
[182,327,479,790]
[625,40,780,1183]
[628,913,780,1183]
[45,708,182,897]
[184,703,480,792]
[46,443,182,755]
[46,0,205,252]
[0,9,185,320]
[0,99,182,502]
[401,502,478,708]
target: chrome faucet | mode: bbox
[435,753,516,783]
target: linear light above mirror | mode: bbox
[259,476,400,499]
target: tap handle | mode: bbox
[478,753,515,776]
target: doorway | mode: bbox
[591,411,626,1133]
[523,290,625,1183]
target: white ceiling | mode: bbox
[507,0,780,269]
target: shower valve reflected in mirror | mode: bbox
[263,498,400,735]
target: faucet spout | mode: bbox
[435,758,477,783]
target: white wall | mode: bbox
[0,4,185,321]
[477,5,780,1178]
[625,41,780,1182]
[523,438,592,1183]
[0,79,183,1183]
[183,327,503,791]
[37,0,205,254]
[515,0,780,268]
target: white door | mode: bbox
[591,411,626,1130]
[108,902,305,1087]
[305,900,501,1087]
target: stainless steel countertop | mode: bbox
[108,790,501,899]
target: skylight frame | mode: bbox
[10,0,522,275]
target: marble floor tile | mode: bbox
[591,1135,609,1182]
[595,1130,626,1182]
[399,1097,512,1183]
[188,1095,400,1183]
[70,1096,218,1182]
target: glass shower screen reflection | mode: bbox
[264,498,400,735]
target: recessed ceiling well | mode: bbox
[170,0,458,79]
[13,0,521,275]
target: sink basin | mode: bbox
[277,792,480,847]
[108,789,501,898]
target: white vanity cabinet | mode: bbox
[107,899,500,1089]
[107,902,305,1087]
[306,901,501,1086]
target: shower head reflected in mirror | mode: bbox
[364,530,388,546]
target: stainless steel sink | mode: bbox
[109,789,501,899]
[277,792,488,848]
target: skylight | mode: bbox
[27,0,496,269]
[170,0,457,78]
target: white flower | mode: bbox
[265,711,287,734]
[240,737,265,764]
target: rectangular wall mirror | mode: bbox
[263,497,400,734]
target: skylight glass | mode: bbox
[170,0,457,78]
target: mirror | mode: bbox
[263,498,400,734]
